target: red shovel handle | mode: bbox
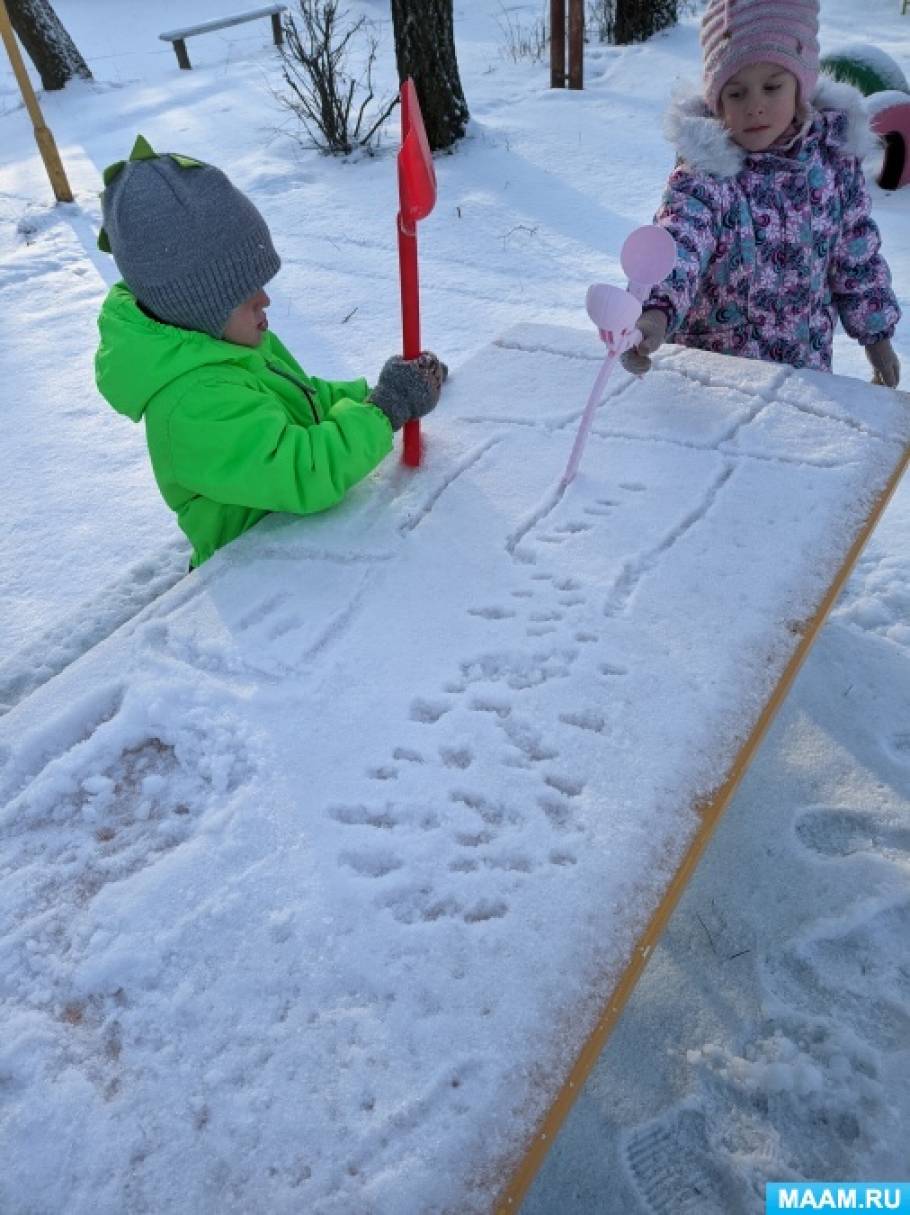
[398,214,421,466]
[397,79,437,468]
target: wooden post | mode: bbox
[568,0,584,89]
[271,10,283,46]
[551,0,583,90]
[550,0,565,88]
[0,0,73,202]
[173,37,191,69]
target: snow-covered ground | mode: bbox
[1,0,908,1210]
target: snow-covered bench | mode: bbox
[159,4,287,70]
[1,328,907,1213]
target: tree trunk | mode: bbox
[612,0,677,45]
[390,0,468,151]
[6,0,92,90]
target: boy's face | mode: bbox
[222,287,270,347]
[719,63,799,152]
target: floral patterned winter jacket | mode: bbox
[643,78,900,371]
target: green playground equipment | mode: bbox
[820,44,909,96]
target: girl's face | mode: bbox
[222,287,270,347]
[718,63,799,152]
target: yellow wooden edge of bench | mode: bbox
[493,435,910,1214]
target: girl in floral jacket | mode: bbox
[623,0,901,387]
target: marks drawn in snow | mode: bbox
[0,683,256,1074]
[603,463,734,617]
[330,776,566,928]
[330,555,608,929]
[398,436,501,536]
[145,557,377,681]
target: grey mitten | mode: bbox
[865,338,901,389]
[620,309,669,376]
[369,353,443,431]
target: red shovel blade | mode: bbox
[398,78,436,226]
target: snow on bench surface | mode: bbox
[1,324,907,1214]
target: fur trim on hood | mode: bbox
[664,75,880,178]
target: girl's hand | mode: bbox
[865,338,901,389]
[620,310,669,376]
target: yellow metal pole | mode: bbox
[0,0,73,203]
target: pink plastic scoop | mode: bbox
[561,225,676,488]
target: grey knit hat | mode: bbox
[98,135,281,338]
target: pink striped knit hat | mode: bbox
[701,0,820,114]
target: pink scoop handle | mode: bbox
[562,226,676,487]
[561,319,643,487]
[561,353,618,488]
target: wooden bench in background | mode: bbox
[159,4,287,70]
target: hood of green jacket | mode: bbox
[95,282,248,422]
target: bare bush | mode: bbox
[498,4,549,64]
[276,0,397,156]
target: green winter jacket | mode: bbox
[95,283,393,567]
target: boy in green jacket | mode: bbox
[95,136,445,568]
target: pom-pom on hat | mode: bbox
[701,0,820,115]
[98,135,280,338]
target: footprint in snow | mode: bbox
[559,708,607,734]
[543,772,585,798]
[410,697,452,724]
[553,521,593,535]
[339,848,403,878]
[392,747,424,764]
[763,900,910,1051]
[440,746,473,770]
[367,765,398,781]
[599,661,629,677]
[795,805,910,859]
[467,605,517,620]
[680,1014,888,1184]
[885,730,910,764]
[377,884,508,926]
[621,1106,743,1215]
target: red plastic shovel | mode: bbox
[397,77,437,467]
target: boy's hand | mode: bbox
[866,338,901,389]
[620,310,668,376]
[369,354,444,431]
[415,350,448,400]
